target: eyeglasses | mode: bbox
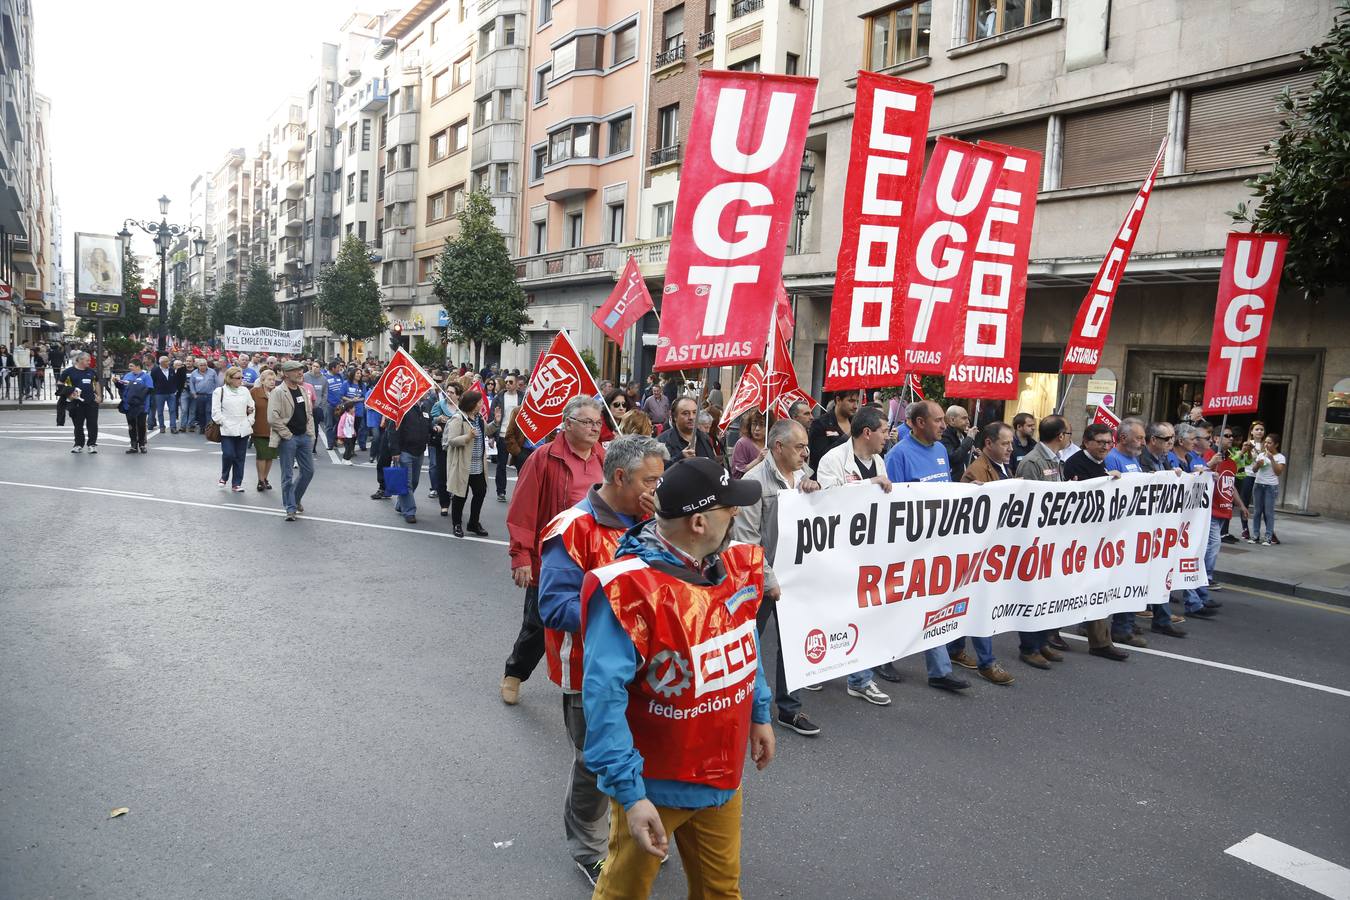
[569,416,603,429]
[610,402,627,410]
[1222,433,1233,438]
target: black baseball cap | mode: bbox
[656,458,761,518]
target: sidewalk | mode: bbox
[1214,514,1350,607]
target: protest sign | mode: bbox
[943,142,1041,399]
[773,471,1211,690]
[1092,404,1121,429]
[823,72,933,390]
[656,70,817,370]
[1203,232,1288,414]
[1061,139,1167,374]
[222,325,304,355]
[516,331,601,443]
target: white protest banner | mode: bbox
[773,472,1211,690]
[222,325,304,354]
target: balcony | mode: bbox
[283,202,303,232]
[11,237,35,275]
[284,124,305,155]
[280,163,304,197]
[653,43,685,68]
[616,238,671,277]
[731,0,764,17]
[359,77,389,112]
[516,244,622,287]
[698,31,715,51]
[649,143,680,167]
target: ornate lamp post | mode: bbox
[120,195,206,355]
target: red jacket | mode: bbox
[507,436,605,577]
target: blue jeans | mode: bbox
[324,406,339,449]
[948,635,995,667]
[152,393,177,430]
[1253,482,1278,540]
[1018,631,1048,654]
[356,415,369,451]
[1182,519,1224,611]
[756,593,799,718]
[193,394,212,434]
[846,669,876,690]
[278,434,315,513]
[179,392,194,428]
[220,435,248,486]
[925,644,954,678]
[394,450,423,517]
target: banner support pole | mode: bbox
[1054,374,1076,416]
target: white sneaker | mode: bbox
[217,479,227,488]
[86,445,98,454]
[846,681,892,706]
[70,445,82,453]
[802,683,824,691]
[1261,540,1272,546]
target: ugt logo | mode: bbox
[386,365,418,404]
[529,356,579,411]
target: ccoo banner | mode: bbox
[222,325,304,354]
[823,72,933,390]
[656,70,817,371]
[1203,232,1288,415]
[773,471,1212,690]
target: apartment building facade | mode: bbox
[782,0,1344,514]
[210,148,251,291]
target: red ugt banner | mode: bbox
[366,347,434,426]
[1061,139,1167,374]
[763,316,815,416]
[943,142,1041,399]
[592,256,654,344]
[720,363,766,430]
[902,137,1004,376]
[656,70,817,371]
[823,72,933,390]
[1092,404,1121,429]
[1203,232,1287,414]
[516,331,601,443]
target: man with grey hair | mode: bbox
[787,399,813,430]
[150,354,178,432]
[537,434,667,886]
[57,351,102,453]
[188,357,220,439]
[733,419,854,736]
[501,395,607,706]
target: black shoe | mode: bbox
[1089,646,1129,661]
[440,508,449,517]
[257,481,266,492]
[263,480,273,490]
[1151,622,1187,638]
[576,860,604,888]
[404,515,416,524]
[1189,606,1218,619]
[874,662,903,683]
[467,524,489,537]
[1204,599,1223,608]
[777,712,821,736]
[139,446,147,454]
[371,491,387,500]
[1221,533,1238,544]
[453,524,464,538]
[928,675,970,692]
[125,447,138,454]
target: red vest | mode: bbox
[1213,458,1238,519]
[541,505,626,691]
[584,543,764,790]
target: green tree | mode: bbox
[410,335,443,369]
[209,281,240,335]
[434,190,528,368]
[178,290,212,344]
[167,289,185,338]
[1231,6,1350,299]
[318,234,387,359]
[237,261,281,328]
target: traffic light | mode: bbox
[391,321,406,351]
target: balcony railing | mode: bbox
[516,245,623,284]
[731,0,764,17]
[698,31,715,50]
[649,143,680,167]
[617,239,671,270]
[653,43,685,68]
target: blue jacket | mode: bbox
[538,490,637,635]
[119,371,153,414]
[582,521,772,812]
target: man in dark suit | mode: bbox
[149,355,179,433]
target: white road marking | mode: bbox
[0,480,510,546]
[79,486,153,496]
[1225,833,1350,899]
[1062,633,1350,698]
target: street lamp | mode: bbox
[793,151,816,255]
[122,196,205,355]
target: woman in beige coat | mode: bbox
[443,389,488,538]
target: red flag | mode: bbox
[592,256,654,344]
[656,70,817,370]
[1203,232,1287,414]
[823,72,933,391]
[515,331,601,443]
[365,347,434,426]
[762,316,815,416]
[907,372,925,399]
[902,137,1005,376]
[774,282,794,339]
[719,364,766,430]
[943,142,1042,400]
[1061,139,1167,374]
[1092,404,1121,430]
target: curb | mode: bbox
[1214,567,1350,609]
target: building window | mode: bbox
[431,129,449,162]
[358,220,367,242]
[532,145,548,180]
[969,0,1051,41]
[535,65,552,102]
[454,55,472,89]
[429,191,448,222]
[307,131,315,151]
[868,1,932,68]
[567,212,584,248]
[497,89,513,120]
[503,15,519,45]
[348,172,356,203]
[322,173,331,192]
[476,96,492,127]
[306,175,315,196]
[432,68,451,101]
[431,14,446,43]
[532,220,546,253]
[607,202,625,243]
[613,22,637,64]
[548,123,595,164]
[362,119,372,151]
[663,5,685,51]
[657,104,679,150]
[539,0,552,26]
[608,115,632,155]
[308,86,316,107]
[553,33,605,78]
[360,171,369,202]
[728,56,760,72]
[349,122,358,146]
[654,202,674,238]
[450,184,466,213]
[785,52,800,75]
[496,164,512,193]
[401,144,413,169]
[451,119,469,152]
[479,23,496,57]
[419,255,437,282]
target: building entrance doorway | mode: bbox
[1151,377,1290,448]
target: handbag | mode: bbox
[383,464,409,496]
[205,387,223,442]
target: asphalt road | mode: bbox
[2,413,1348,899]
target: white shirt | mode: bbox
[1253,452,1285,486]
[501,390,520,427]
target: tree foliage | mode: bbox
[433,190,529,364]
[1231,6,1350,299]
[237,262,281,328]
[210,281,240,335]
[318,234,386,357]
[410,335,444,369]
[177,290,212,344]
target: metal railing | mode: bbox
[653,43,685,67]
[649,143,680,166]
[731,0,764,17]
[698,31,715,50]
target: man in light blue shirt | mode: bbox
[187,358,221,438]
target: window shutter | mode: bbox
[1060,97,1168,189]
[960,119,1049,187]
[529,330,559,375]
[1185,69,1320,173]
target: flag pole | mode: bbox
[1054,373,1076,416]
